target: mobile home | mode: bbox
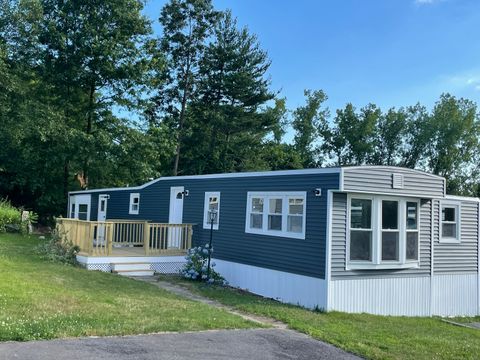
[63,166,480,317]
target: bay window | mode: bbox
[348,195,420,270]
[246,192,306,239]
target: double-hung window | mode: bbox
[406,202,419,260]
[347,195,420,270]
[77,204,89,220]
[129,193,140,215]
[203,192,220,230]
[246,192,306,239]
[350,198,373,261]
[440,202,461,243]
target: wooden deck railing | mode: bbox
[56,218,193,256]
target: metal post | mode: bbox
[207,210,217,278]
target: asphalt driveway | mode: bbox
[0,328,360,360]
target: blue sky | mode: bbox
[144,0,480,113]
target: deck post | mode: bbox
[143,221,150,255]
[106,222,113,256]
[187,224,193,249]
[88,222,94,256]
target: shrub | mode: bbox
[0,199,22,233]
[181,244,225,284]
[36,230,80,265]
[0,199,37,234]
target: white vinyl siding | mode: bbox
[245,192,306,239]
[203,192,220,230]
[129,193,140,215]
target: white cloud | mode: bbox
[414,0,442,5]
[444,72,480,91]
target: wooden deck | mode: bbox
[57,218,193,257]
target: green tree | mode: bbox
[292,89,328,167]
[181,10,276,174]
[371,108,407,166]
[151,0,219,175]
[320,103,378,166]
[39,0,152,189]
[426,94,480,194]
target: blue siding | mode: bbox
[72,172,340,278]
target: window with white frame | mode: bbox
[440,202,461,242]
[129,193,140,215]
[77,204,89,220]
[203,192,220,229]
[246,192,306,239]
[347,195,420,270]
[70,202,75,218]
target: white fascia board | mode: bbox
[69,167,341,194]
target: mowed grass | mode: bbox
[0,234,260,341]
[168,277,480,360]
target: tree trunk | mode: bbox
[81,81,95,189]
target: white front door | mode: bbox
[168,186,184,248]
[169,186,184,224]
[97,194,108,244]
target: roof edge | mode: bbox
[68,167,341,194]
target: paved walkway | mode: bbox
[0,329,360,360]
[136,277,288,329]
[0,277,361,359]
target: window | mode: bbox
[77,204,89,220]
[350,198,372,261]
[381,200,399,261]
[347,195,420,270]
[70,202,75,218]
[203,192,221,230]
[441,202,461,243]
[406,202,419,260]
[268,198,283,231]
[129,193,140,215]
[250,197,264,229]
[246,192,306,239]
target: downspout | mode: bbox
[325,190,334,311]
[430,199,435,317]
[477,202,480,315]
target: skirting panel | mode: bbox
[151,262,184,274]
[214,259,327,309]
[329,276,431,316]
[76,255,186,274]
[432,273,478,316]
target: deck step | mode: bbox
[111,262,151,272]
[111,262,154,276]
[113,270,155,277]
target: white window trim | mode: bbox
[203,192,220,230]
[346,194,420,270]
[439,200,461,243]
[245,191,307,240]
[129,193,140,215]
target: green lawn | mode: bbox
[167,276,480,360]
[0,234,260,341]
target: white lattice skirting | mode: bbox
[77,255,186,274]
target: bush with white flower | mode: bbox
[181,244,225,284]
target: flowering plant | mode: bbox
[180,244,225,284]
